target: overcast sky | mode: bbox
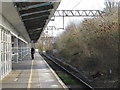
[44,0,106,37]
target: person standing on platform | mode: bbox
[31,47,35,59]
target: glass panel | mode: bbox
[1,28,12,79]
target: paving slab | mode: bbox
[2,53,67,89]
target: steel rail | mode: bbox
[42,53,95,90]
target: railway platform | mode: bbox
[2,53,67,89]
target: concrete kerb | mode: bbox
[39,54,68,90]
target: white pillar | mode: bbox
[9,33,12,73]
[0,3,2,88]
[20,41,23,60]
[22,41,24,59]
[22,42,24,58]
[31,41,35,48]
[0,26,2,82]
[14,37,19,63]
[19,40,22,61]
[27,43,30,55]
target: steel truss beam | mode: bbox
[45,26,57,30]
[54,10,105,17]
[45,26,64,30]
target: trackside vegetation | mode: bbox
[36,0,118,88]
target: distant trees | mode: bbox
[35,33,53,52]
[35,40,43,52]
[104,0,118,14]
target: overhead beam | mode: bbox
[19,5,53,15]
[31,37,39,40]
[29,32,41,36]
[54,10,105,17]
[26,25,44,30]
[30,34,41,40]
[22,12,50,20]
[45,26,57,30]
[16,2,44,9]
[29,30,42,35]
[45,26,64,30]
[16,2,51,11]
[23,15,48,22]
[24,18,47,25]
[27,28,43,33]
[25,23,45,30]
[25,21,45,27]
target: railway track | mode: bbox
[41,53,95,90]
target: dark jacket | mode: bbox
[31,48,35,54]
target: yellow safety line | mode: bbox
[27,60,34,89]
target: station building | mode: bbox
[0,1,60,80]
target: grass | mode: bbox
[56,70,77,84]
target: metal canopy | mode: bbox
[14,2,60,43]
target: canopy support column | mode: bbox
[14,37,19,63]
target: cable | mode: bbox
[72,0,83,10]
[54,0,71,27]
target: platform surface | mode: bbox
[2,53,66,89]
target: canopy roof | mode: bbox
[15,2,60,43]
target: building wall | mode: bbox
[0,14,16,80]
[0,14,29,80]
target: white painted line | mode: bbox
[14,78,18,81]
[40,54,68,90]
[27,60,34,89]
